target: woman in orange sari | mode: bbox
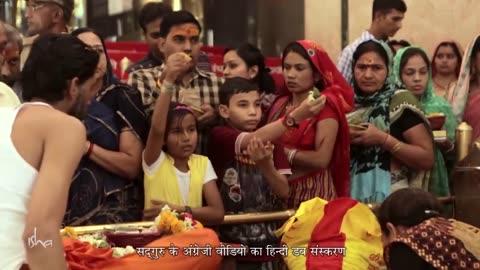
[267,40,353,208]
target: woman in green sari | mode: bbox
[349,40,434,203]
[393,46,456,197]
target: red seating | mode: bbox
[104,41,284,88]
[105,41,149,53]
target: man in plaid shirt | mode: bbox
[128,10,223,156]
[337,0,407,84]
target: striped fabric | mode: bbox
[276,197,385,270]
[287,171,336,209]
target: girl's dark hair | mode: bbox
[226,43,275,94]
[431,41,463,77]
[71,27,114,88]
[163,102,198,151]
[377,188,442,234]
[400,47,430,74]
[21,33,99,102]
[281,42,324,90]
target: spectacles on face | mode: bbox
[26,1,52,12]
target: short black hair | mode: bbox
[388,39,411,48]
[21,33,99,102]
[372,0,407,20]
[138,2,172,32]
[159,10,202,38]
[377,188,442,235]
[219,77,259,106]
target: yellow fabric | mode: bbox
[276,198,385,270]
[341,203,385,270]
[275,198,328,270]
[0,82,20,107]
[144,153,207,209]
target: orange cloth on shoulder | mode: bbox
[64,228,222,270]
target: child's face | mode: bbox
[166,113,198,159]
[219,91,262,132]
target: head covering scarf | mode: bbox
[385,217,480,270]
[268,40,354,197]
[394,46,457,141]
[296,40,354,197]
[450,35,480,123]
[393,46,454,196]
[349,40,429,203]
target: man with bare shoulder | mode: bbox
[0,33,99,270]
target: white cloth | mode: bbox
[0,104,43,270]
[0,82,20,108]
[143,151,217,205]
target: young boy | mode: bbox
[209,77,325,269]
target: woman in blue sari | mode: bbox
[64,28,148,225]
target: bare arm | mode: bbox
[257,161,290,199]
[290,118,339,169]
[87,130,143,179]
[144,52,189,166]
[238,95,327,150]
[191,180,225,225]
[383,124,434,170]
[247,138,289,199]
[143,180,225,225]
[23,117,86,270]
[143,90,172,166]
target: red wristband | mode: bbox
[87,142,94,157]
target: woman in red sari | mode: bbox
[453,36,480,141]
[267,40,353,208]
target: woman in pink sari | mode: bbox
[451,36,480,141]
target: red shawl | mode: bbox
[269,40,353,197]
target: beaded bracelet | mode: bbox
[157,78,175,93]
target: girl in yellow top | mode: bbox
[142,52,224,225]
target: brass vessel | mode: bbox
[456,122,473,162]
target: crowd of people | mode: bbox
[1,0,480,269]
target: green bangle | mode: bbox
[161,82,175,93]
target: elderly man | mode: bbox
[1,24,23,100]
[0,22,20,107]
[21,0,74,68]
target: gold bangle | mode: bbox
[391,142,402,154]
